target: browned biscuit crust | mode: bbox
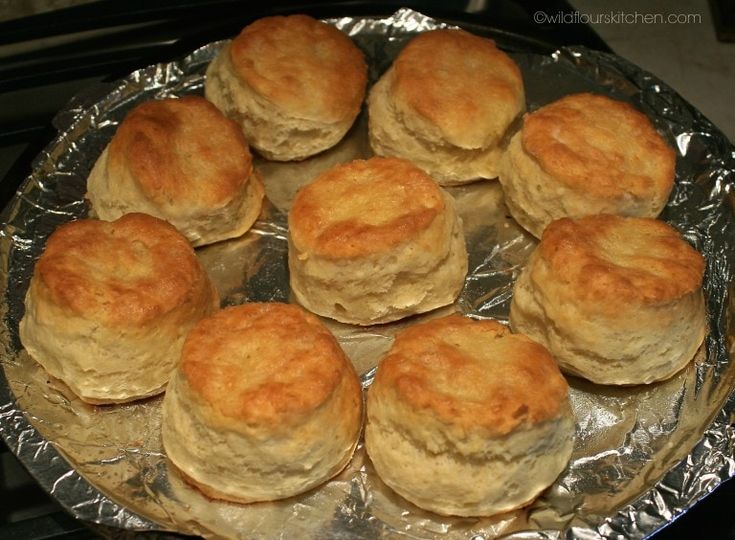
[108,96,253,210]
[392,29,524,149]
[88,96,265,246]
[372,314,569,437]
[538,214,704,312]
[522,93,675,199]
[229,15,367,123]
[36,213,213,327]
[289,157,445,259]
[180,303,359,429]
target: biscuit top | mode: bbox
[107,96,252,211]
[522,93,675,200]
[391,29,524,149]
[373,315,569,436]
[289,157,445,259]
[36,214,211,327]
[539,215,705,307]
[229,15,367,123]
[181,303,358,427]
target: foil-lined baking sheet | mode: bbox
[1,8,734,539]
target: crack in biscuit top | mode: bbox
[375,315,569,436]
[229,14,367,123]
[391,29,524,149]
[522,93,675,199]
[289,157,445,259]
[108,96,252,211]
[180,303,349,427]
[539,215,705,307]
[36,213,206,327]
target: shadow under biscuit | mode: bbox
[288,289,461,383]
[162,451,362,539]
[196,200,290,306]
[255,112,372,213]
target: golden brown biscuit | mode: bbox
[368,29,525,185]
[365,314,574,516]
[510,214,706,385]
[205,15,367,161]
[288,157,468,325]
[161,303,362,503]
[87,96,264,247]
[19,213,219,404]
[499,93,676,237]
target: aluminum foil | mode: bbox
[1,8,734,539]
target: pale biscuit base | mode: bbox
[367,409,574,516]
[20,283,214,404]
[511,252,706,385]
[162,369,360,503]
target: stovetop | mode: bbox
[0,1,733,538]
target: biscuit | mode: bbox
[288,157,468,325]
[161,303,362,503]
[368,29,525,185]
[205,15,367,161]
[87,96,264,247]
[19,214,219,404]
[510,214,706,385]
[365,314,574,516]
[499,93,675,237]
